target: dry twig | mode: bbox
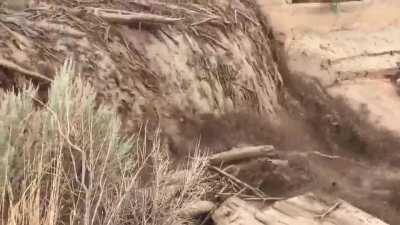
[310,151,341,159]
[236,10,260,26]
[243,197,285,201]
[199,32,228,51]
[314,202,342,220]
[32,21,86,38]
[0,22,32,48]
[215,192,283,202]
[209,145,274,165]
[208,165,265,198]
[191,17,218,26]
[90,8,183,25]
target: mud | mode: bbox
[163,1,400,221]
[164,110,320,156]
[164,90,400,224]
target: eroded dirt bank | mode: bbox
[1,0,400,224]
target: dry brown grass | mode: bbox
[0,59,210,225]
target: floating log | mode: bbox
[209,145,275,165]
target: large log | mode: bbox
[260,193,389,225]
[211,197,266,225]
[212,194,389,225]
[209,145,275,165]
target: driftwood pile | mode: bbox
[212,193,389,225]
[175,145,389,225]
[173,145,274,220]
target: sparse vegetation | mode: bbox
[0,59,210,225]
[1,0,400,224]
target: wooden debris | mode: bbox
[128,0,198,14]
[191,16,218,26]
[314,201,341,220]
[212,197,265,225]
[323,66,400,83]
[208,165,265,198]
[32,21,86,38]
[0,22,32,48]
[0,58,51,83]
[90,8,183,25]
[310,151,341,159]
[198,33,228,51]
[244,197,285,201]
[236,10,260,26]
[212,193,389,225]
[209,145,274,165]
[216,192,284,202]
[177,200,216,218]
[261,193,389,225]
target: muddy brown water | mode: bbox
[166,3,400,221]
[166,99,400,224]
[245,1,400,223]
[164,59,400,225]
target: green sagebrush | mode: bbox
[0,58,132,191]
